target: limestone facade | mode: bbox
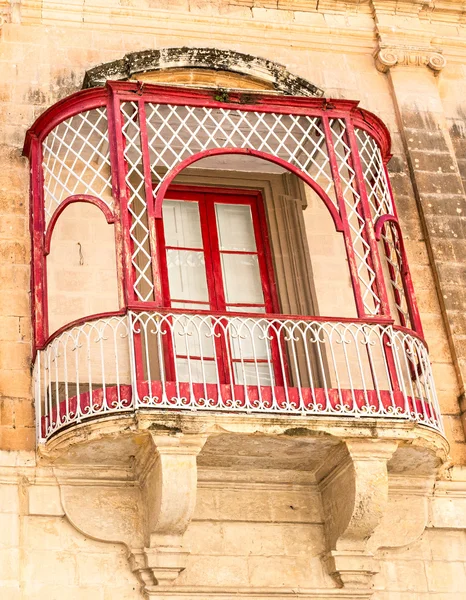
[1,1,466,599]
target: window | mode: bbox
[158,187,276,313]
[156,186,279,385]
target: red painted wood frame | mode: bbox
[151,185,283,386]
[22,80,424,359]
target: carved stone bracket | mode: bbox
[56,432,207,596]
[374,47,447,75]
[132,432,207,587]
[317,439,398,589]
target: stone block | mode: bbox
[410,150,458,174]
[22,584,105,600]
[425,561,466,592]
[0,484,19,513]
[0,343,31,371]
[23,516,64,550]
[248,554,330,588]
[22,549,76,586]
[427,529,466,561]
[178,554,249,586]
[0,548,20,581]
[77,552,134,586]
[0,370,32,399]
[415,172,464,197]
[281,523,326,556]
[183,521,223,555]
[382,559,428,592]
[0,583,21,600]
[0,426,35,452]
[431,496,466,529]
[28,485,64,517]
[221,521,284,556]
[405,129,450,154]
[0,513,19,548]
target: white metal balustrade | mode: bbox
[34,311,443,442]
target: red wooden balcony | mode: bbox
[23,82,444,443]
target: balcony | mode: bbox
[24,81,446,448]
[35,308,442,442]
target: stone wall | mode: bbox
[0,1,466,598]
[1,453,466,598]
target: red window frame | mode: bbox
[154,185,282,386]
[155,185,279,314]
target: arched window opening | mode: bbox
[23,81,442,440]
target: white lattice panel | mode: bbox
[355,129,409,324]
[121,102,154,301]
[355,128,393,221]
[330,119,381,315]
[42,107,112,223]
[145,104,336,205]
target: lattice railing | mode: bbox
[355,127,394,222]
[380,222,411,327]
[34,311,443,441]
[121,102,155,301]
[330,119,381,316]
[145,104,336,202]
[42,107,112,223]
[355,128,410,326]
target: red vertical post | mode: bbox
[107,84,137,306]
[30,136,48,350]
[106,85,128,310]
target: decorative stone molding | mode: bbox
[82,47,324,97]
[317,439,398,589]
[374,47,447,75]
[367,476,434,553]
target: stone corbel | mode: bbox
[375,47,447,75]
[130,432,207,588]
[317,439,398,589]
[56,432,207,595]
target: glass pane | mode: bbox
[163,200,203,248]
[215,204,256,251]
[167,249,208,302]
[171,315,216,358]
[233,362,274,386]
[221,254,264,304]
[175,358,218,384]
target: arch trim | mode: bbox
[152,148,343,232]
[44,195,116,256]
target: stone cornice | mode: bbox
[374,45,447,74]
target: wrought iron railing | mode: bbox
[34,310,443,442]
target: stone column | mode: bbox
[374,46,466,436]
